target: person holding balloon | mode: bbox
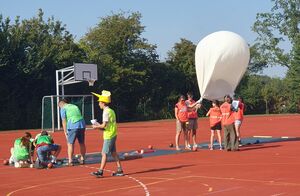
[185,92,200,151]
[234,96,245,144]
[175,95,200,151]
[220,95,239,151]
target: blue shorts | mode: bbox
[102,136,117,154]
[67,128,85,144]
[37,144,60,163]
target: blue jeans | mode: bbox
[37,144,59,163]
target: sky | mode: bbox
[0,0,288,78]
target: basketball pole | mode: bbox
[55,64,97,131]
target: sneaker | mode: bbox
[112,170,124,177]
[79,159,85,165]
[91,170,103,178]
[185,145,191,150]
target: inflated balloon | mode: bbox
[195,31,250,101]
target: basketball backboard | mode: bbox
[74,63,98,82]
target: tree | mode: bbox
[286,34,300,112]
[166,38,199,95]
[236,74,267,114]
[80,12,158,121]
[252,0,300,69]
[0,9,84,130]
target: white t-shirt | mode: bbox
[102,107,109,123]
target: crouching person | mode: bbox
[35,131,61,168]
[9,132,34,168]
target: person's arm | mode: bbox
[62,118,68,138]
[206,109,211,117]
[187,101,201,109]
[92,121,107,130]
[60,108,68,138]
[29,142,34,163]
[174,106,179,120]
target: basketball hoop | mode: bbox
[88,79,95,86]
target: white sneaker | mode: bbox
[9,156,14,164]
[14,162,20,168]
[51,156,57,163]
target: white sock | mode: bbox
[51,156,57,163]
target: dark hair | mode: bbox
[238,96,244,103]
[24,132,32,138]
[21,136,30,149]
[224,95,232,103]
[41,130,48,136]
[212,100,220,107]
[59,98,69,104]
[178,95,186,102]
[187,92,193,98]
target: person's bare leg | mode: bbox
[217,130,222,149]
[99,152,107,170]
[210,131,214,150]
[112,152,122,169]
[192,129,197,146]
[67,143,74,164]
[79,143,86,160]
[175,131,181,150]
[235,123,241,141]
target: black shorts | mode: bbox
[211,122,222,131]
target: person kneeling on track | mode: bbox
[35,131,61,168]
[9,132,34,168]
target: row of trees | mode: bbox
[1,0,299,130]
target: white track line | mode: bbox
[253,136,272,138]
[253,136,297,139]
[82,165,150,196]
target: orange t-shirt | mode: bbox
[175,102,188,122]
[208,107,222,127]
[234,102,245,120]
[185,99,198,119]
[220,102,235,125]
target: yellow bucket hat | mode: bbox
[91,90,111,103]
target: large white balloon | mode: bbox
[195,31,250,101]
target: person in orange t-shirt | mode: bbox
[206,100,222,150]
[175,95,200,150]
[220,95,238,151]
[175,95,189,150]
[185,92,201,151]
[234,96,245,143]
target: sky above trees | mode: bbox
[0,0,288,77]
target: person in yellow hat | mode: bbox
[90,90,124,178]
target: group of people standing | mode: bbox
[175,93,245,151]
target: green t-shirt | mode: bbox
[103,107,117,140]
[13,138,30,160]
[64,104,83,123]
[36,135,53,145]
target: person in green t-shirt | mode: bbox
[35,131,61,167]
[9,132,33,168]
[59,99,86,166]
[90,90,124,178]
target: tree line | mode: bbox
[1,1,299,130]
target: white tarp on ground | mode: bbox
[195,31,250,101]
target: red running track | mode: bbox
[0,114,300,196]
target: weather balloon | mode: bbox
[195,31,250,101]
